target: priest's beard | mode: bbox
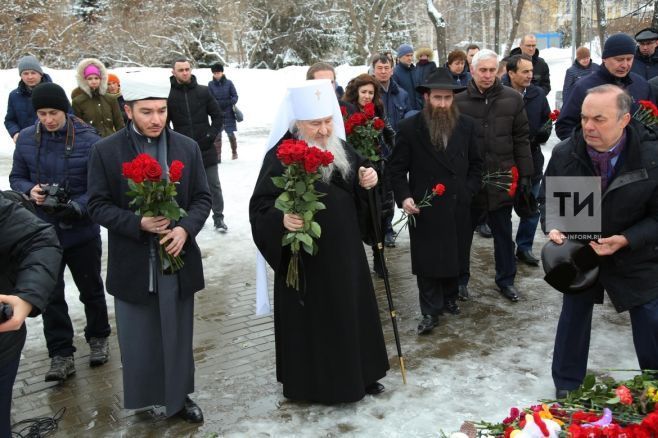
[296,133,353,183]
[422,103,459,151]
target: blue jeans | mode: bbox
[515,179,541,252]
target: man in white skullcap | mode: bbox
[87,71,211,423]
[249,79,389,403]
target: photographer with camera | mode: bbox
[9,83,111,383]
[0,194,62,436]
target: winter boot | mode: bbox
[45,355,75,382]
[214,135,222,163]
[89,337,110,367]
[229,135,238,160]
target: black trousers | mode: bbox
[459,205,517,288]
[43,236,110,357]
[416,276,458,317]
[552,290,658,390]
[0,354,20,437]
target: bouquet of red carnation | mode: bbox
[541,108,560,132]
[633,100,658,128]
[392,183,446,236]
[271,139,334,291]
[122,153,187,273]
[482,165,519,197]
[343,102,386,162]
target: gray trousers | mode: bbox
[204,163,224,221]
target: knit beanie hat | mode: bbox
[211,63,224,72]
[18,55,44,75]
[83,64,102,78]
[107,73,120,84]
[397,44,414,58]
[602,33,636,58]
[575,47,591,60]
[31,83,70,113]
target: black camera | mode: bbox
[39,183,70,212]
[0,303,13,323]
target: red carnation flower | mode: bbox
[433,183,446,196]
[303,147,324,173]
[169,160,184,182]
[549,109,560,121]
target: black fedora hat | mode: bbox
[416,67,466,93]
[541,239,599,294]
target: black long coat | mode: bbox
[87,126,211,304]
[539,122,658,312]
[388,113,483,277]
[249,136,389,403]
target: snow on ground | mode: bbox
[1,48,639,436]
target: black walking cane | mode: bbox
[367,187,407,384]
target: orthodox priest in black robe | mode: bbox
[249,80,389,403]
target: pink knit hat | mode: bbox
[83,64,101,78]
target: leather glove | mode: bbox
[519,176,533,195]
[52,201,83,222]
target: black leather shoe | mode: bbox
[365,381,385,395]
[516,249,540,266]
[178,397,204,423]
[444,298,460,315]
[458,285,469,301]
[477,223,492,238]
[384,233,396,248]
[499,285,520,302]
[417,315,439,335]
[555,388,570,400]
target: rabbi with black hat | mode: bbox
[388,68,483,335]
[9,82,111,382]
[539,84,658,400]
[632,27,658,80]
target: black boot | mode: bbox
[229,135,238,160]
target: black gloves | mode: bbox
[52,201,83,222]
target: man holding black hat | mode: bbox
[87,71,211,422]
[556,33,653,140]
[4,55,53,143]
[631,27,658,80]
[540,84,658,399]
[388,68,482,334]
[9,82,111,382]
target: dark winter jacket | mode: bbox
[0,196,61,368]
[502,80,552,180]
[393,63,421,111]
[562,59,599,104]
[168,75,223,168]
[415,60,438,90]
[556,66,653,140]
[455,78,533,211]
[4,73,53,138]
[87,125,211,304]
[539,121,658,312]
[510,47,551,95]
[445,63,472,87]
[631,47,658,80]
[71,59,124,138]
[379,80,411,132]
[208,75,238,133]
[9,116,101,250]
[388,113,483,277]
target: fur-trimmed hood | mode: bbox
[75,58,107,97]
[415,47,434,61]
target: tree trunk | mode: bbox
[494,0,500,54]
[595,0,606,50]
[505,0,525,56]
[426,0,447,63]
[345,0,368,64]
[653,0,658,29]
[575,0,582,49]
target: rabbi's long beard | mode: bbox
[296,134,353,183]
[422,103,459,151]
